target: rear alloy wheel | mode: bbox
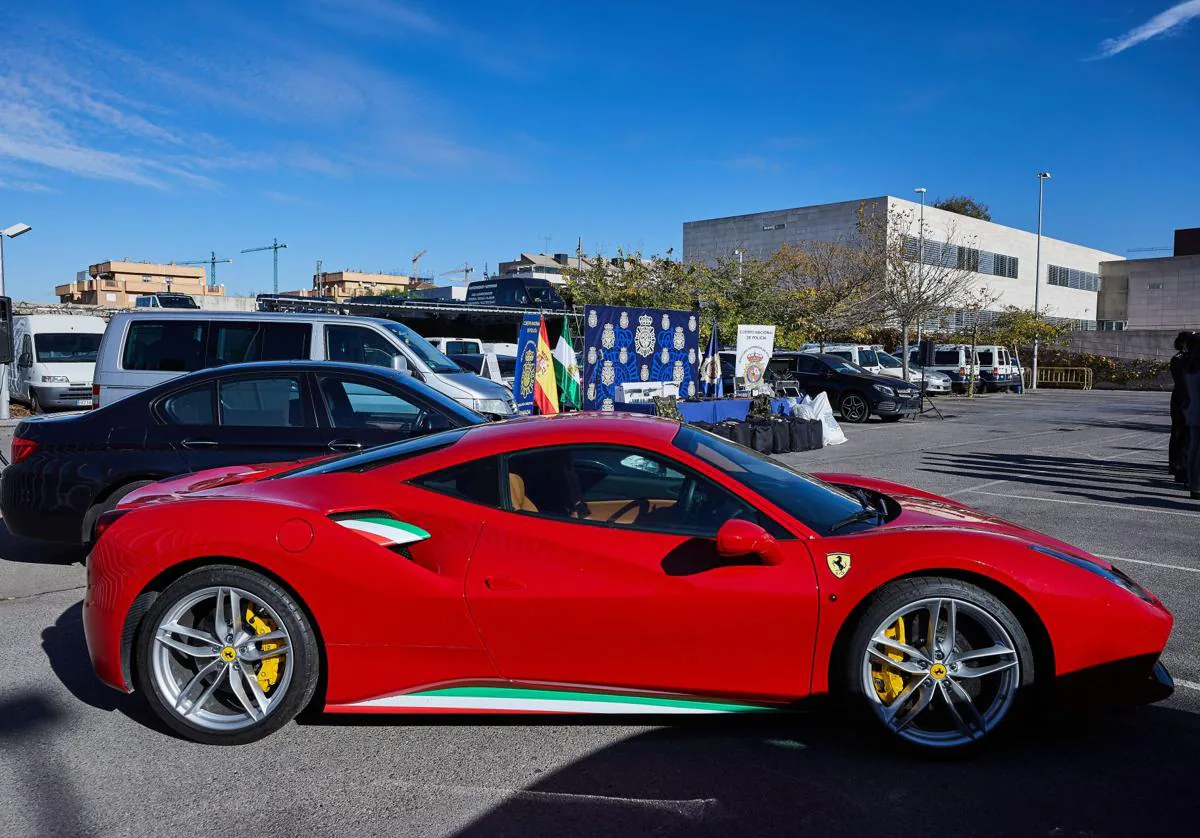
[135,565,319,745]
[846,577,1034,751]
[839,391,870,424]
[30,390,43,414]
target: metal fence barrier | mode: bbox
[1025,367,1093,390]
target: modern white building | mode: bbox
[683,196,1123,327]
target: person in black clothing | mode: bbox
[1169,331,1193,483]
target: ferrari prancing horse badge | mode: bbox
[826,552,851,578]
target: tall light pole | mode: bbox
[1032,172,1051,390]
[0,222,33,420]
[912,188,927,379]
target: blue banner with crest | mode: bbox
[581,305,699,410]
[512,313,542,416]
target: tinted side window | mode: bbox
[219,377,304,427]
[858,350,879,366]
[209,322,312,366]
[795,356,822,374]
[318,376,422,430]
[162,384,216,425]
[506,446,757,537]
[411,457,500,506]
[828,350,852,361]
[122,321,208,372]
[326,325,400,368]
[977,350,994,366]
[933,350,960,365]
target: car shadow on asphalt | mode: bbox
[0,520,87,565]
[441,704,1200,837]
[0,692,91,836]
[920,451,1199,513]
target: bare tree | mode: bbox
[858,203,984,377]
[771,240,884,351]
[958,284,1004,397]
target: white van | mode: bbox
[427,336,483,356]
[10,315,108,412]
[800,343,885,374]
[92,311,515,417]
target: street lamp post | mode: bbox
[0,223,32,421]
[913,188,927,379]
[1032,172,1051,390]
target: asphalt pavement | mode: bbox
[2,389,1198,837]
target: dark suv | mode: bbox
[767,352,920,423]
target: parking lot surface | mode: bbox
[2,389,1197,837]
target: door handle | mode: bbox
[181,438,218,449]
[327,439,363,452]
[484,576,525,591]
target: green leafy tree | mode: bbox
[932,195,992,221]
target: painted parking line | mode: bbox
[968,491,1200,519]
[1174,679,1200,692]
[1096,555,1200,575]
[945,478,1010,497]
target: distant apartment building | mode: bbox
[496,253,576,287]
[56,261,223,307]
[683,197,1123,327]
[1097,227,1200,331]
[301,270,423,300]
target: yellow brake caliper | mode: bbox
[245,607,282,693]
[872,617,907,703]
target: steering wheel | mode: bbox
[677,478,698,520]
[606,497,651,523]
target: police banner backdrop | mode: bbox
[735,324,776,388]
[582,305,699,410]
[511,313,542,415]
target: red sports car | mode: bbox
[84,414,1174,750]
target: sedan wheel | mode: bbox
[840,392,870,424]
[848,578,1034,751]
[135,565,319,745]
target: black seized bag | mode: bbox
[788,416,812,452]
[806,418,823,449]
[750,420,774,454]
[730,421,754,448]
[710,421,737,440]
[690,421,714,433]
[770,416,791,454]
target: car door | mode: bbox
[465,444,819,701]
[157,372,327,471]
[313,371,454,453]
[792,355,831,399]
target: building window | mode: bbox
[1147,282,1164,290]
[902,236,1017,278]
[1048,265,1100,292]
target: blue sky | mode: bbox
[1,0,1198,300]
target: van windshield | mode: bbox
[35,332,102,363]
[380,322,462,373]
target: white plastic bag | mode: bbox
[794,392,846,446]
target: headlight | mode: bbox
[1029,544,1154,602]
[473,398,514,416]
[872,383,895,397]
[40,375,69,384]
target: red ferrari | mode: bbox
[84,414,1174,750]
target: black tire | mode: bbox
[842,576,1035,753]
[30,390,43,414]
[134,564,320,745]
[84,480,156,544]
[880,414,903,423]
[839,391,871,424]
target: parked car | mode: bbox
[801,343,886,375]
[9,314,107,412]
[873,350,951,394]
[84,415,1173,749]
[92,310,515,418]
[768,352,920,423]
[1,361,487,546]
[975,345,1019,392]
[908,345,982,394]
[427,337,483,356]
[134,292,199,309]
[452,352,516,389]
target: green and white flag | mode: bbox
[553,319,582,410]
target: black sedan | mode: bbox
[1,361,485,545]
[767,352,920,423]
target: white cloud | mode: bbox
[1094,0,1200,59]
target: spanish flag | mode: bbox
[533,316,560,415]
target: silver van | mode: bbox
[92,311,515,417]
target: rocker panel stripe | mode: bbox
[348,686,776,714]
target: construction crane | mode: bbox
[438,263,473,284]
[172,251,233,289]
[411,249,428,281]
[241,237,288,293]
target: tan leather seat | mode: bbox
[508,473,538,512]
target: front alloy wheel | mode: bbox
[840,392,870,424]
[135,565,319,745]
[848,578,1034,751]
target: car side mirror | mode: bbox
[391,354,411,375]
[715,519,783,565]
[18,352,32,369]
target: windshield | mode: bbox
[526,286,559,305]
[857,349,880,367]
[673,425,871,534]
[35,332,102,363]
[877,352,901,368]
[380,322,462,373]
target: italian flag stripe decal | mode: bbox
[336,516,430,547]
[350,686,776,714]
